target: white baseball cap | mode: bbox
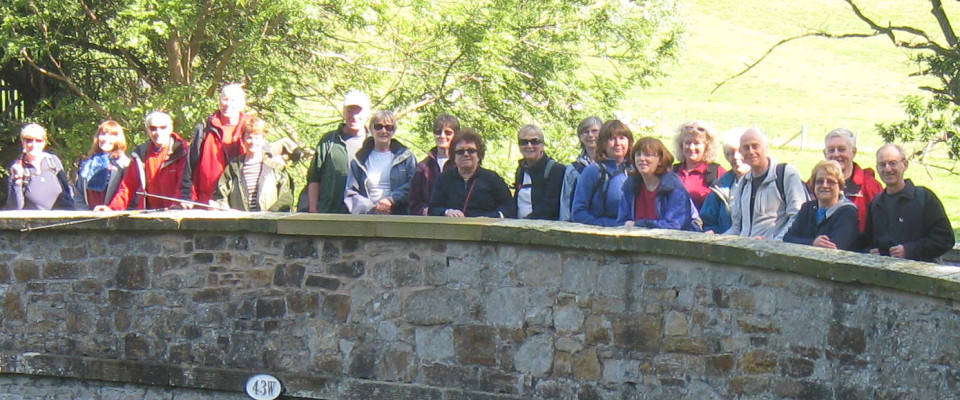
[342,90,371,110]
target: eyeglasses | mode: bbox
[22,138,45,144]
[148,125,169,131]
[454,148,478,156]
[518,138,542,146]
[814,178,839,186]
[877,160,904,169]
[435,130,455,137]
[373,123,396,132]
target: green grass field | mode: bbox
[616,0,960,236]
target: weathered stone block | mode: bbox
[13,259,40,282]
[195,235,226,250]
[373,258,422,287]
[612,315,661,352]
[828,324,866,354]
[663,337,708,355]
[305,275,340,290]
[255,298,286,318]
[572,348,602,380]
[603,358,641,383]
[584,315,610,345]
[514,333,553,377]
[0,264,9,283]
[422,364,478,391]
[273,264,306,287]
[115,256,149,289]
[664,310,688,336]
[191,253,214,264]
[453,325,497,366]
[562,258,597,294]
[484,287,527,328]
[287,291,320,314]
[781,356,815,378]
[2,292,25,321]
[737,316,781,334]
[729,376,771,396]
[516,251,561,289]
[416,326,454,362]
[124,333,149,360]
[42,262,80,280]
[405,289,466,326]
[322,294,351,323]
[773,378,831,400]
[553,304,584,334]
[740,349,777,374]
[329,261,365,278]
[58,246,87,261]
[706,353,735,376]
[284,238,317,259]
[192,288,229,303]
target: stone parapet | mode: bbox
[0,211,958,399]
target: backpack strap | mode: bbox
[775,163,787,201]
[590,165,612,215]
[705,163,720,187]
[543,159,557,180]
[915,184,926,206]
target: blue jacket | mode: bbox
[616,171,697,230]
[344,137,416,214]
[571,159,630,227]
[783,198,859,250]
[700,170,739,233]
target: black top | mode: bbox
[428,167,516,218]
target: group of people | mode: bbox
[5,87,956,263]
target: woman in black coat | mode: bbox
[784,160,859,250]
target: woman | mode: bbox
[784,160,859,250]
[617,137,697,230]
[344,110,417,214]
[409,114,459,215]
[428,129,514,218]
[701,128,751,233]
[74,120,131,210]
[211,116,295,211]
[673,121,725,209]
[571,120,633,227]
[513,124,565,220]
[559,116,602,221]
[6,123,74,210]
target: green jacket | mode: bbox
[306,126,355,213]
[212,154,294,212]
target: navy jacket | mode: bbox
[861,180,954,262]
[513,154,565,220]
[783,198,859,250]
[616,171,697,231]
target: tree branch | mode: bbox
[20,48,109,117]
[77,0,160,88]
[930,0,958,48]
[712,31,880,94]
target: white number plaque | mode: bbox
[245,374,282,400]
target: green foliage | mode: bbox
[1,0,681,172]
[877,95,960,162]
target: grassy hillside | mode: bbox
[620,0,959,236]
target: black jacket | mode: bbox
[513,154,565,220]
[860,179,954,262]
[428,167,515,218]
[783,198,859,251]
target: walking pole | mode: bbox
[135,191,230,210]
[19,208,165,232]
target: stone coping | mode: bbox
[2,210,959,302]
[0,352,523,400]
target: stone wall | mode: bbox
[1,211,959,400]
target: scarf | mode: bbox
[79,153,114,192]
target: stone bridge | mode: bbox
[0,211,959,399]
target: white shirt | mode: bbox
[365,151,394,202]
[517,172,533,218]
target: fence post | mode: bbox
[800,125,807,150]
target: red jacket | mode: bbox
[108,134,191,210]
[185,112,249,203]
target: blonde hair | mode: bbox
[674,121,718,164]
[811,160,845,191]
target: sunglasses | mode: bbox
[22,138,45,144]
[454,148,478,156]
[148,125,169,131]
[435,130,455,137]
[518,138,542,146]
[373,124,396,132]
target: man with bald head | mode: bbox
[818,128,882,232]
[861,144,953,262]
[724,128,808,240]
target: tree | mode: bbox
[0,0,682,174]
[715,0,960,171]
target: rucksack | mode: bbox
[739,163,791,202]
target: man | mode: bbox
[724,128,807,240]
[304,90,371,213]
[814,128,882,232]
[95,112,191,210]
[861,144,954,262]
[183,83,251,204]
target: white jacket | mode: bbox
[724,157,808,240]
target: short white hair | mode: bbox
[824,128,856,148]
[144,111,172,128]
[221,83,246,101]
[20,123,47,139]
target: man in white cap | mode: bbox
[305,90,371,213]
